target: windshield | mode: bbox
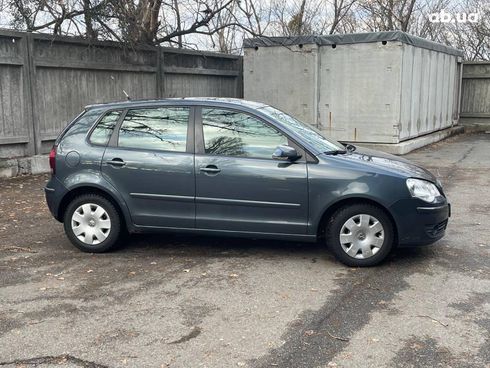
[258,106,344,153]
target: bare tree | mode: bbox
[329,0,357,34]
[2,0,488,59]
[207,0,270,53]
[288,0,307,35]
[356,0,418,32]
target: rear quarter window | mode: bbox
[89,110,122,146]
[57,109,102,146]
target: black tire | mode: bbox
[325,203,395,267]
[63,194,121,253]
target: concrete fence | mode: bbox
[460,62,490,130]
[0,29,243,160]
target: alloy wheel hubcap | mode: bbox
[71,203,111,245]
[339,214,384,259]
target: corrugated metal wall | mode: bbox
[244,40,462,144]
[398,45,459,142]
[0,30,243,158]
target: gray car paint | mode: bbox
[45,98,449,245]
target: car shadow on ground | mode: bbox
[109,232,437,268]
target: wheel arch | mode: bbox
[57,185,132,232]
[316,197,399,243]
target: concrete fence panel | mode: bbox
[0,31,34,158]
[460,62,490,129]
[0,30,243,159]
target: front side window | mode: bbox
[89,110,121,146]
[202,108,287,159]
[118,107,189,152]
[258,105,344,153]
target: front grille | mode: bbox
[425,220,448,238]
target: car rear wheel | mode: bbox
[63,194,121,252]
[326,204,394,267]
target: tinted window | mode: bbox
[202,108,287,159]
[89,110,121,146]
[118,107,189,152]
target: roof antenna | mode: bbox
[122,89,131,101]
[110,75,131,100]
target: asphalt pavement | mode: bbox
[0,132,489,367]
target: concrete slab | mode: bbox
[460,117,490,133]
[352,125,464,155]
[30,155,51,175]
[0,155,50,178]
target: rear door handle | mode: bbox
[200,165,221,174]
[106,158,126,167]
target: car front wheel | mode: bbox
[63,194,121,252]
[326,204,394,267]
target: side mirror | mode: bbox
[272,145,301,161]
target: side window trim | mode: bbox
[108,108,128,147]
[109,105,195,154]
[195,106,204,154]
[186,106,196,154]
[196,106,309,162]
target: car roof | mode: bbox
[84,97,269,111]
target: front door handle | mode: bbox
[106,158,126,167]
[200,165,221,174]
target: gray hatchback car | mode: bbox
[45,98,450,266]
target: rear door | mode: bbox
[194,106,309,234]
[101,105,195,228]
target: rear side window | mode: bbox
[118,107,189,152]
[89,110,121,146]
[202,108,287,159]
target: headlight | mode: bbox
[406,178,441,203]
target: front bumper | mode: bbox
[390,198,450,247]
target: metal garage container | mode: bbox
[243,31,463,146]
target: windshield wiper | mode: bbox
[323,149,347,155]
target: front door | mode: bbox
[101,105,195,228]
[194,107,308,234]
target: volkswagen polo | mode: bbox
[44,98,450,266]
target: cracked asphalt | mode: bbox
[0,133,489,368]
